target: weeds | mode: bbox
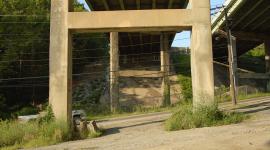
[0,105,103,150]
[165,103,247,131]
[88,130,103,138]
[0,120,71,149]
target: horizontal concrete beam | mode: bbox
[238,73,270,79]
[119,70,163,78]
[68,10,193,32]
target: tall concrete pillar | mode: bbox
[49,0,73,123]
[160,33,171,106]
[191,0,215,107]
[265,40,270,91]
[110,32,120,112]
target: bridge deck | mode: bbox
[85,0,189,55]
[212,0,270,58]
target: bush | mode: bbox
[178,75,192,101]
[38,105,54,123]
[165,103,246,131]
[15,106,39,116]
[171,53,192,102]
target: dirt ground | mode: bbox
[38,97,270,150]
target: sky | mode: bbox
[77,0,225,47]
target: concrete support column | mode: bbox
[110,32,120,112]
[265,40,270,91]
[191,0,214,107]
[160,33,171,106]
[49,0,73,123]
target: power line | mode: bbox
[0,62,191,82]
[0,14,48,17]
[0,21,50,24]
[0,38,189,63]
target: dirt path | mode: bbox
[39,97,270,150]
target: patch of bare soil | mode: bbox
[119,69,181,107]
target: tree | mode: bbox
[0,0,108,118]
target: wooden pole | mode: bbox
[160,33,171,106]
[110,32,120,112]
[231,36,238,101]
[225,7,237,105]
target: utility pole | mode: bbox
[224,6,237,105]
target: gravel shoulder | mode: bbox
[38,97,270,150]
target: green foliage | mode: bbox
[73,79,106,105]
[238,44,265,73]
[15,106,38,116]
[215,85,230,102]
[171,54,192,101]
[178,75,192,101]
[0,104,93,149]
[0,120,71,149]
[38,105,54,123]
[165,103,246,131]
[238,92,270,101]
[0,0,109,119]
[245,44,265,57]
[88,128,104,138]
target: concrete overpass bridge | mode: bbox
[49,0,270,123]
[50,0,215,122]
[211,0,270,102]
[85,0,189,64]
[212,0,270,58]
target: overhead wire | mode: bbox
[0,6,227,89]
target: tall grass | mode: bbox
[0,105,103,150]
[165,103,247,131]
[0,120,71,149]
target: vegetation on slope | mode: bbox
[238,44,265,73]
[171,53,192,102]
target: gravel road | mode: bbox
[38,97,270,150]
